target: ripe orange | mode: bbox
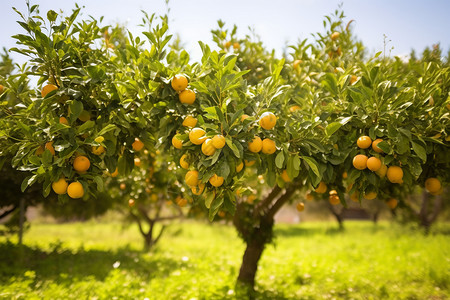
[331,32,340,40]
[67,182,84,199]
[342,171,348,179]
[305,193,314,201]
[201,139,216,156]
[176,197,188,207]
[357,136,372,149]
[236,161,244,173]
[289,105,301,112]
[248,136,263,153]
[185,170,199,186]
[350,192,360,202]
[172,135,183,149]
[132,138,144,151]
[0,85,4,94]
[224,41,232,49]
[191,183,205,195]
[218,211,226,217]
[171,74,188,92]
[179,89,196,104]
[182,116,197,127]
[111,167,119,177]
[94,136,104,143]
[329,194,340,205]
[261,138,276,154]
[387,166,403,183]
[180,154,189,169]
[73,156,90,172]
[59,117,69,125]
[372,139,384,153]
[134,157,141,167]
[315,181,327,194]
[52,178,68,195]
[367,157,382,172]
[386,198,398,209]
[244,160,256,167]
[212,135,226,149]
[349,75,358,85]
[128,199,135,207]
[44,142,56,156]
[92,145,105,155]
[189,128,206,145]
[296,202,305,212]
[376,164,387,178]
[430,187,443,196]
[241,114,249,122]
[363,191,377,200]
[209,174,224,187]
[247,195,256,204]
[233,42,240,50]
[78,110,91,122]
[353,154,368,170]
[425,178,441,193]
[281,170,291,182]
[259,112,277,130]
[41,84,58,98]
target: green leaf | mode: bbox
[209,196,224,221]
[93,176,104,192]
[411,141,427,162]
[275,151,284,169]
[326,122,342,137]
[21,175,37,192]
[47,10,58,22]
[226,138,240,158]
[98,124,117,136]
[301,156,320,178]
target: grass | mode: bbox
[0,220,449,299]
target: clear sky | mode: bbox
[1,0,450,64]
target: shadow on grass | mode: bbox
[274,224,344,237]
[0,240,182,283]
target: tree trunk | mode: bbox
[372,209,380,225]
[237,238,266,288]
[327,202,344,230]
[18,198,25,245]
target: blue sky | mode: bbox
[1,0,450,64]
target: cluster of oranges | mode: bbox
[51,155,91,199]
[248,112,277,155]
[171,74,196,105]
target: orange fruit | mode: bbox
[353,154,368,170]
[357,136,372,149]
[128,199,135,207]
[425,178,441,193]
[296,202,305,212]
[172,135,183,149]
[171,74,188,92]
[182,116,197,127]
[176,197,188,207]
[67,182,84,199]
[185,170,199,186]
[218,211,226,217]
[59,117,69,125]
[430,187,443,196]
[78,110,91,122]
[212,135,226,149]
[372,139,384,153]
[248,136,262,153]
[293,59,302,72]
[73,156,90,172]
[224,41,232,49]
[245,160,256,167]
[342,172,348,179]
[94,136,104,143]
[247,195,256,204]
[132,138,144,151]
[259,112,276,130]
[52,178,68,195]
[179,89,196,104]
[305,193,314,201]
[349,75,357,85]
[331,32,340,40]
[386,198,398,209]
[363,191,377,200]
[261,138,276,154]
[241,114,249,122]
[0,85,4,94]
[209,174,224,187]
[41,84,58,98]
[236,161,244,173]
[329,194,340,205]
[35,145,45,156]
[189,128,207,145]
[376,164,387,178]
[289,105,301,112]
[180,154,189,169]
[315,181,327,194]
[45,141,56,156]
[110,167,119,177]
[387,166,403,183]
[201,138,216,156]
[281,170,291,182]
[233,42,240,50]
[367,157,382,172]
[92,145,105,155]
[191,183,205,195]
[350,192,360,202]
[134,157,141,167]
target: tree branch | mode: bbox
[267,185,298,219]
[430,194,443,224]
[153,225,166,245]
[0,205,18,220]
[130,210,146,237]
[253,185,282,218]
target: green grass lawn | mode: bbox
[0,220,449,299]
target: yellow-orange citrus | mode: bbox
[289,105,301,112]
[248,136,262,153]
[430,187,443,196]
[201,139,216,156]
[35,145,45,156]
[45,141,56,156]
[172,135,183,149]
[67,182,84,199]
[180,154,189,169]
[281,170,291,182]
[245,160,256,167]
[132,138,144,151]
[182,116,197,127]
[176,197,188,207]
[329,194,340,205]
[296,202,305,212]
[179,89,196,104]
[241,114,249,122]
[73,156,90,172]
[259,112,276,130]
[128,199,135,207]
[387,198,398,209]
[350,192,360,202]
[342,171,348,179]
[59,117,69,125]
[185,170,199,186]
[261,138,276,154]
[92,145,105,155]
[236,161,244,173]
[111,167,119,177]
[171,74,188,92]
[293,59,302,71]
[357,136,372,149]
[305,193,314,201]
[376,164,387,178]
[233,42,240,49]
[364,191,377,200]
[52,178,68,195]
[387,166,403,183]
[367,157,382,172]
[350,75,358,85]
[372,139,384,153]
[315,181,327,194]
[95,136,104,143]
[353,154,368,170]
[189,128,207,145]
[212,135,226,149]
[41,84,58,98]
[331,31,340,40]
[191,183,205,195]
[425,178,441,193]
[0,85,4,94]
[134,158,141,167]
[209,174,224,187]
